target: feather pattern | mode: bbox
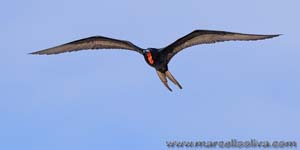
[162,30,280,62]
[30,36,143,55]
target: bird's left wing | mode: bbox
[161,30,280,62]
[30,36,143,55]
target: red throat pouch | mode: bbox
[147,52,154,64]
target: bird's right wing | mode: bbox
[162,30,280,62]
[30,36,143,55]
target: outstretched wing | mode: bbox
[30,36,143,55]
[162,30,280,62]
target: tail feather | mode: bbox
[156,71,172,92]
[156,70,183,91]
[165,71,183,89]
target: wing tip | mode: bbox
[29,49,62,55]
[270,34,282,38]
[28,51,48,55]
[28,51,38,55]
[259,34,281,40]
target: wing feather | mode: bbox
[162,30,280,62]
[30,36,143,55]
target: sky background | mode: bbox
[1,0,300,150]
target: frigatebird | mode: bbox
[30,30,279,91]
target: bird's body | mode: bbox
[31,30,280,91]
[144,48,166,71]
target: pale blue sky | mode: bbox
[1,0,299,150]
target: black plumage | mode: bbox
[31,30,280,91]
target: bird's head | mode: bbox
[143,49,151,54]
[144,48,160,53]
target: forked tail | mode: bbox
[156,70,183,92]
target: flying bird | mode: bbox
[30,30,279,91]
